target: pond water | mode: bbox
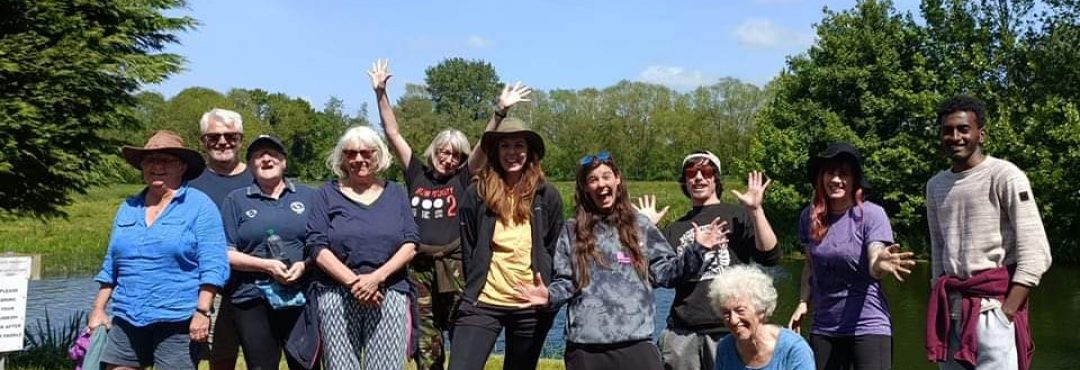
[24,261,1080,369]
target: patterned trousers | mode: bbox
[316,285,408,370]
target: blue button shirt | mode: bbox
[222,179,315,303]
[94,184,229,327]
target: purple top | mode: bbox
[798,201,894,336]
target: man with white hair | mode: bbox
[189,108,252,370]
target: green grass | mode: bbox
[0,180,744,277]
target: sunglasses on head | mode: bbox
[684,165,716,179]
[578,151,612,167]
[202,133,242,143]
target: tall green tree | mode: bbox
[0,0,194,215]
[424,57,501,124]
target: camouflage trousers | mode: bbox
[408,256,463,370]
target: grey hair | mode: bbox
[199,108,244,134]
[325,125,392,179]
[423,129,471,168]
[707,264,779,318]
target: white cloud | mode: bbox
[638,65,713,90]
[466,35,493,49]
[732,18,814,49]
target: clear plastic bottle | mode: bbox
[265,228,288,263]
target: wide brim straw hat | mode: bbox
[121,130,206,181]
[480,117,546,159]
[806,142,872,190]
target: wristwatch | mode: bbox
[195,307,212,318]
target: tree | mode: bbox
[0,0,194,215]
[424,57,501,123]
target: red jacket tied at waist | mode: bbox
[925,266,1032,370]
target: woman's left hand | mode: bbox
[350,273,383,301]
[189,312,210,342]
[692,217,730,250]
[284,261,306,285]
[872,244,916,281]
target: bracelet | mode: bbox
[195,307,212,318]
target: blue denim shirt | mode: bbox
[94,184,230,327]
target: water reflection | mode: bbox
[25,262,1079,369]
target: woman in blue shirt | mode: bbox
[88,130,229,370]
[220,135,316,370]
[306,125,420,370]
[710,265,815,370]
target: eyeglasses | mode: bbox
[343,149,376,159]
[141,155,180,166]
[202,133,242,144]
[684,165,716,180]
[578,151,612,167]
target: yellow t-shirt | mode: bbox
[478,217,534,307]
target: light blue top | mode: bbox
[94,184,229,327]
[715,327,815,370]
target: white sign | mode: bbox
[0,277,28,352]
[0,256,33,279]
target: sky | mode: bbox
[148,0,921,119]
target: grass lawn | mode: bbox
[0,180,743,277]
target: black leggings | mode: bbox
[231,299,309,370]
[809,334,892,370]
[447,301,555,370]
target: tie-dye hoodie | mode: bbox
[547,213,706,344]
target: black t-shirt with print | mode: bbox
[404,156,471,246]
[662,203,780,333]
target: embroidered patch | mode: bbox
[290,201,306,215]
[1020,191,1030,202]
[245,209,258,218]
[616,251,632,264]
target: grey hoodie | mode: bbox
[548,213,706,344]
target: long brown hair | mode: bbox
[573,157,646,289]
[475,137,546,225]
[809,159,864,243]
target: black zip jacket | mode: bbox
[458,181,564,305]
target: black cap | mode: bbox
[806,142,871,190]
[246,135,287,161]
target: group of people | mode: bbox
[86,56,1052,370]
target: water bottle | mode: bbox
[265,229,288,264]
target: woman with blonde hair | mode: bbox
[448,116,564,370]
[305,125,419,370]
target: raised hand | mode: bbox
[515,272,549,308]
[633,194,670,225]
[366,59,392,91]
[497,81,533,111]
[787,301,809,334]
[691,218,729,250]
[872,244,916,281]
[731,171,771,211]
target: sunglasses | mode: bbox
[202,133,242,144]
[684,165,717,179]
[343,149,376,158]
[578,151,612,167]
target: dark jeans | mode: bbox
[447,301,555,370]
[231,299,310,370]
[809,334,892,370]
[565,340,663,370]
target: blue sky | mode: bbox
[149,0,920,118]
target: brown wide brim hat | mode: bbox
[480,117,546,160]
[121,130,206,181]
